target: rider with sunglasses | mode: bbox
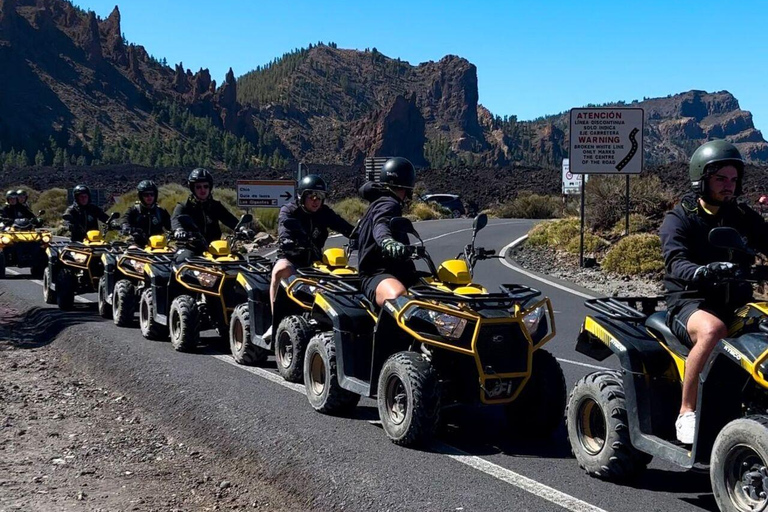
[269,174,354,317]
[120,180,171,247]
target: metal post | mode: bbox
[625,174,630,236]
[579,175,586,268]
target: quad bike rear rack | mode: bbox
[296,266,360,282]
[584,296,665,322]
[407,283,541,310]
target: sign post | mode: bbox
[236,180,296,209]
[569,107,644,266]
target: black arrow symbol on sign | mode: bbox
[281,191,292,200]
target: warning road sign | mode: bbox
[569,108,644,174]
[236,180,296,208]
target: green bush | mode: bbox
[254,208,279,234]
[610,213,653,236]
[525,218,581,250]
[527,222,550,246]
[406,201,451,221]
[36,188,68,227]
[565,232,609,255]
[331,197,367,225]
[602,233,664,275]
[586,175,673,231]
[495,193,561,219]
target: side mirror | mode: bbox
[235,213,253,231]
[709,227,752,254]
[37,209,46,216]
[109,211,120,221]
[389,216,417,236]
[473,213,488,232]
[62,213,73,222]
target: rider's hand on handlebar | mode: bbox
[237,227,256,239]
[382,238,408,260]
[173,228,190,241]
[694,261,737,283]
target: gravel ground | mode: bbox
[0,302,306,512]
[509,242,665,298]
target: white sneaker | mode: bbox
[675,412,696,444]
[262,325,272,343]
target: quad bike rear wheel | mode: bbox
[275,314,314,382]
[304,332,359,414]
[711,415,768,512]
[229,303,269,365]
[113,279,136,327]
[55,268,76,311]
[566,370,652,481]
[169,294,199,352]
[505,349,567,437]
[139,288,168,340]
[377,351,441,447]
[0,251,6,279]
[97,275,112,319]
[42,266,56,304]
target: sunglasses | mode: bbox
[194,183,211,190]
[307,192,326,201]
[141,192,156,197]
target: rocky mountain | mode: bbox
[0,0,766,170]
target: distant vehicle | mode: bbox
[421,193,465,218]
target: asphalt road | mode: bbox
[1,219,717,512]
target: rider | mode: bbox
[14,189,34,219]
[63,184,111,242]
[660,139,768,444]
[171,168,249,260]
[270,174,354,310]
[120,180,171,247]
[356,157,420,308]
[2,190,18,221]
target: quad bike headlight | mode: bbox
[404,307,468,340]
[522,303,548,342]
[1,236,10,245]
[42,234,51,243]
[193,270,219,288]
[127,258,145,273]
[291,281,318,296]
[64,250,88,264]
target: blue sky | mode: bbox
[77,0,768,131]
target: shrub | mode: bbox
[36,188,68,227]
[602,233,664,275]
[332,197,367,225]
[527,222,550,246]
[586,175,674,231]
[406,201,450,221]
[546,218,581,249]
[254,208,278,234]
[610,213,653,237]
[495,193,561,219]
[565,232,609,255]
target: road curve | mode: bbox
[0,218,716,512]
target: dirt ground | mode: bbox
[0,303,307,512]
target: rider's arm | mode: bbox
[120,206,136,232]
[323,206,354,237]
[170,203,186,232]
[371,200,400,246]
[95,206,110,224]
[17,205,34,219]
[215,201,239,231]
[160,208,172,231]
[659,210,700,283]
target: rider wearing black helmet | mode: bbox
[2,190,18,221]
[63,184,111,242]
[14,189,34,219]
[355,157,419,307]
[660,139,768,444]
[120,180,171,247]
[270,174,354,310]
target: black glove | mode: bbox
[381,238,408,260]
[694,262,737,283]
[173,229,189,241]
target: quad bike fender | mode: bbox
[236,272,272,349]
[145,262,171,321]
[271,277,308,334]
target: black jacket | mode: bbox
[356,182,416,278]
[277,202,354,267]
[121,202,172,246]
[2,203,34,221]
[660,193,768,310]
[171,195,239,243]
[63,203,110,242]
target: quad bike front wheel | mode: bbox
[229,303,269,365]
[566,370,652,481]
[303,332,359,414]
[97,276,112,319]
[139,288,168,340]
[55,268,76,311]
[711,415,768,512]
[504,349,567,437]
[169,294,199,352]
[42,266,56,304]
[377,351,441,447]
[113,279,136,327]
[275,314,314,382]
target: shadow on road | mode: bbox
[0,302,101,349]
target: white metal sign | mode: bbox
[569,108,644,174]
[236,180,296,208]
[561,159,585,195]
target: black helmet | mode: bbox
[73,184,91,202]
[187,168,214,194]
[15,189,27,199]
[689,140,745,199]
[380,157,416,191]
[137,180,158,205]
[297,174,328,203]
[5,190,17,201]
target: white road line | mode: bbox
[499,235,596,300]
[422,220,527,243]
[210,354,305,394]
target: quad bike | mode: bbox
[99,231,175,326]
[0,212,50,278]
[43,212,123,310]
[302,214,565,447]
[229,245,358,380]
[566,226,768,512]
[138,214,261,351]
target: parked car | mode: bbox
[421,193,465,217]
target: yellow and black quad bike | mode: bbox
[0,213,51,278]
[43,212,123,310]
[302,214,565,447]
[138,214,260,351]
[98,231,175,326]
[229,246,358,380]
[566,227,768,512]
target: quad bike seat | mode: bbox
[645,311,691,358]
